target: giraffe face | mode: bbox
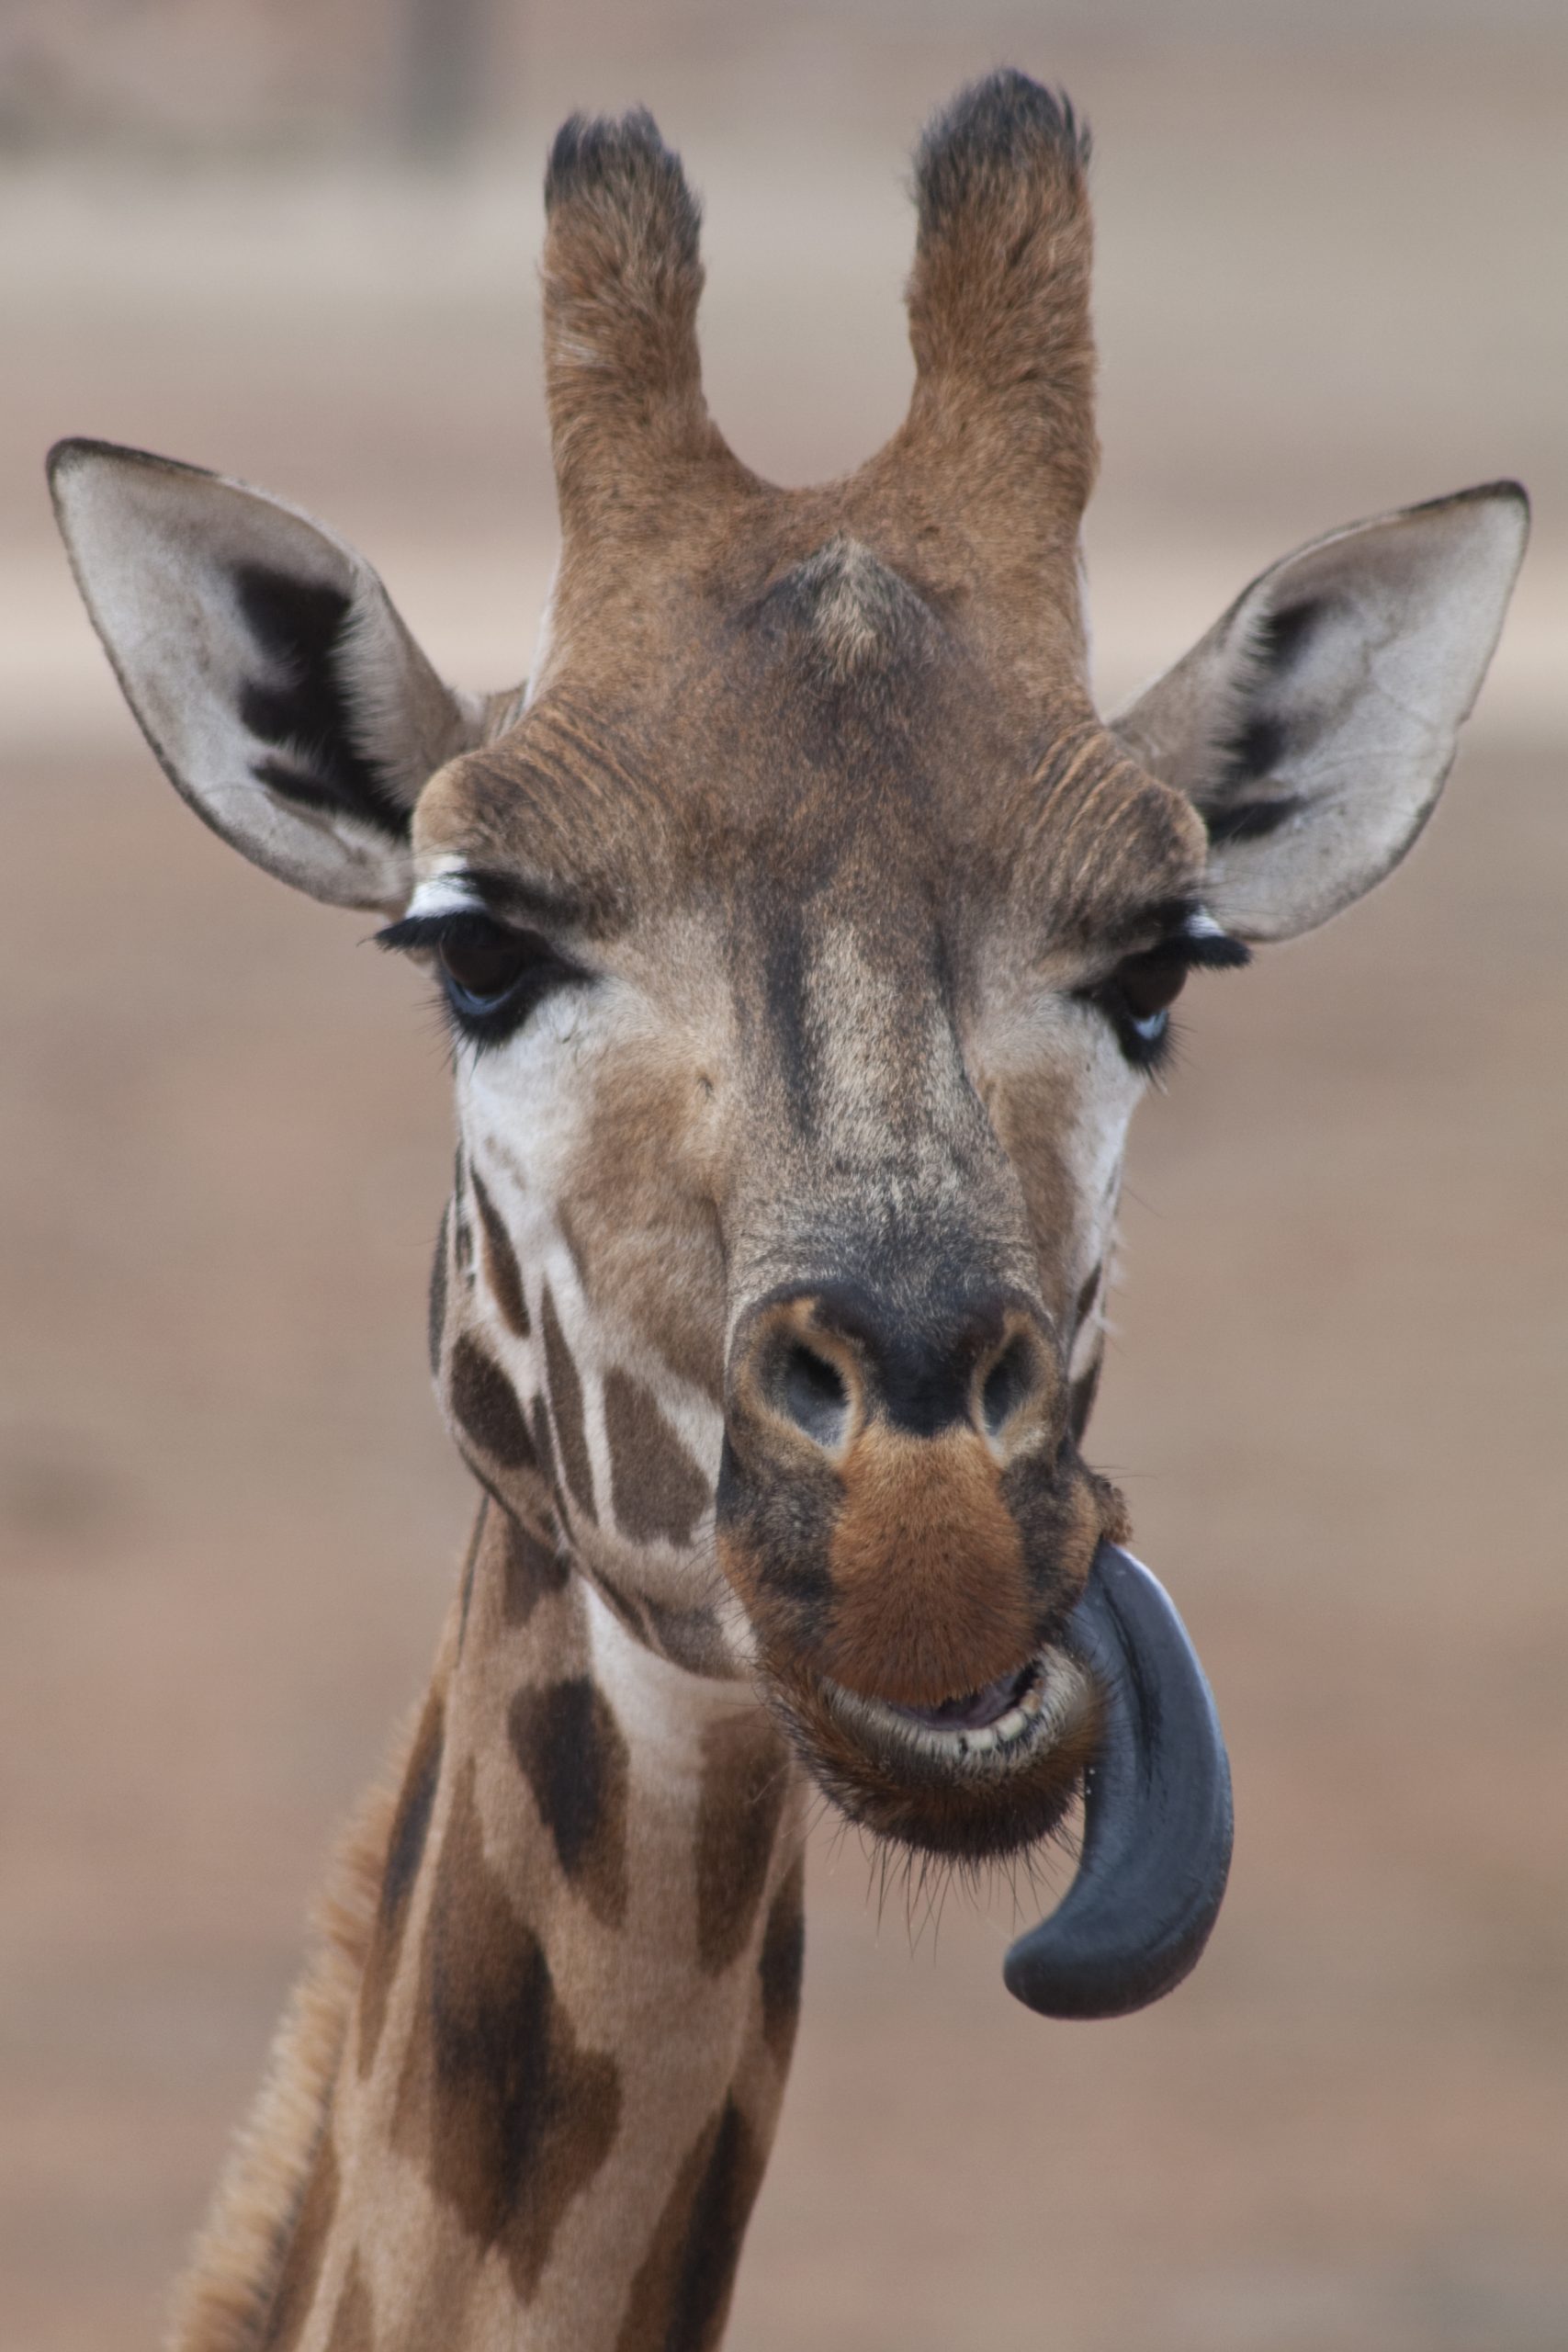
[51,82,1526,1893]
[409,537,1224,1859]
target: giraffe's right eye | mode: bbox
[377,910,586,1046]
[437,917,544,1008]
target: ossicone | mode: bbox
[540,106,740,540]
[896,69,1100,609]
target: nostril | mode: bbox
[981,1334,1036,1436]
[778,1341,851,1450]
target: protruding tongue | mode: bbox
[1003,1543,1234,2020]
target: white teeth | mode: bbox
[820,1651,1092,1772]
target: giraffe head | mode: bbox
[51,77,1524,1969]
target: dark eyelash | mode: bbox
[375,912,480,956]
[1166,931,1252,975]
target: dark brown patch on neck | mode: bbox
[540,1283,597,1521]
[393,1761,621,2301]
[614,2096,768,2352]
[500,1509,572,1626]
[756,1850,806,2067]
[508,1676,630,1928]
[357,1685,446,2078]
[604,1368,709,1545]
[257,2127,339,2351]
[469,1166,531,1338]
[694,1713,790,1974]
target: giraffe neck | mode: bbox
[175,1501,807,2352]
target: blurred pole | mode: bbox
[397,0,491,167]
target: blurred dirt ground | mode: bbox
[2,24,1566,2352]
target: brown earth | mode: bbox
[2,28,1565,2352]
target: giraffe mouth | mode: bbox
[756,1635,1102,1864]
[818,1651,1084,1768]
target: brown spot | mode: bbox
[603,1367,709,1545]
[470,1166,531,1338]
[540,1283,596,1521]
[358,1686,445,2077]
[695,1712,789,1974]
[757,1850,806,2066]
[427,1202,450,1377]
[643,1596,732,1679]
[508,1677,630,1928]
[501,1510,570,1626]
[258,2129,338,2351]
[394,1762,621,2301]
[530,1394,562,1513]
[323,2254,374,2352]
[448,1334,537,1474]
[614,2096,767,2352]
[825,1424,1034,1707]
[451,1147,474,1280]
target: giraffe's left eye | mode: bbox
[377,910,586,1046]
[1085,946,1190,1069]
[437,917,547,1010]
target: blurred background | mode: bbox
[2,4,1564,2347]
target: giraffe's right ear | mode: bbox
[1111,483,1529,942]
[49,438,492,912]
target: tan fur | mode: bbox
[165,1705,424,2352]
[53,67,1428,2349]
[826,1425,1035,1704]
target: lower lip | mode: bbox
[819,1652,1083,1768]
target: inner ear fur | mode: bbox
[49,437,501,912]
[1111,482,1529,942]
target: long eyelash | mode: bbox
[1174,931,1251,973]
[376,911,479,956]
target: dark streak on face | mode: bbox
[541,1283,598,1521]
[470,1165,532,1338]
[448,1334,538,1475]
[604,1367,709,1545]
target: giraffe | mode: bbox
[48,72,1526,2352]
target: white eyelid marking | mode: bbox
[405,869,486,922]
[1184,907,1226,940]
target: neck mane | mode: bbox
[171,1499,806,2352]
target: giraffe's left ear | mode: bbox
[49,437,501,913]
[1111,483,1529,942]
